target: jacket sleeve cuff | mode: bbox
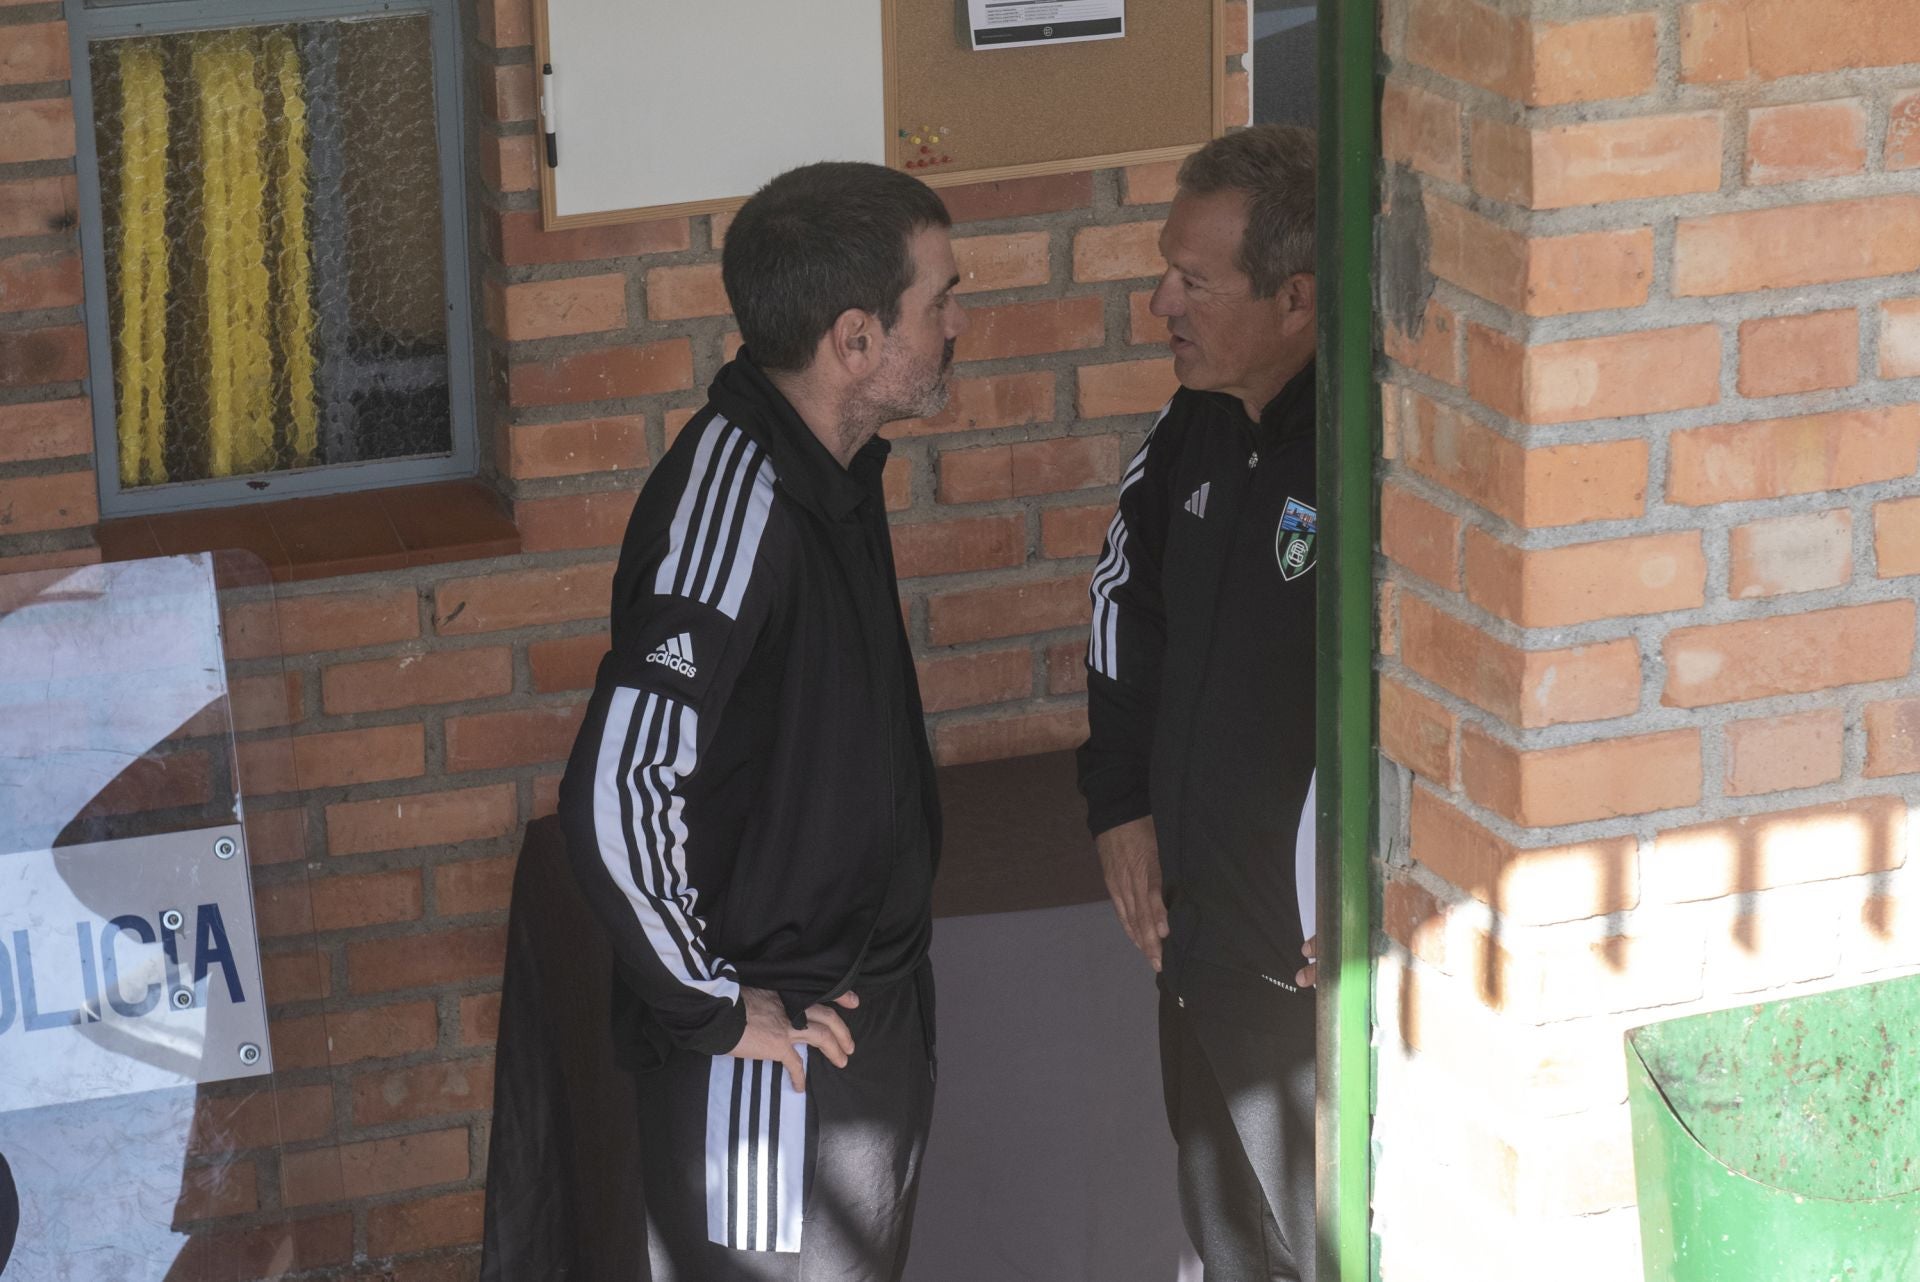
[671,995,748,1057]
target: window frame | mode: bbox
[67,0,480,518]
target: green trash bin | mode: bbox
[1625,971,1920,1282]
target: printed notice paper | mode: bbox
[967,0,1125,50]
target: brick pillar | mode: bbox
[1373,1,1920,1276]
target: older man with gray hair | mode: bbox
[1076,123,1322,1282]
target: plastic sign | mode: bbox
[967,0,1124,50]
[0,825,271,1114]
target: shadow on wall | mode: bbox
[1386,790,1908,1055]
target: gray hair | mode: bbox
[1176,125,1317,298]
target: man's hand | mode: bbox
[1096,815,1168,971]
[728,986,860,1093]
[1296,936,1317,989]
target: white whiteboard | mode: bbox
[540,0,890,223]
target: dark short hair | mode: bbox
[1176,125,1317,298]
[721,162,952,372]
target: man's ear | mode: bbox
[827,307,882,376]
[1280,273,1317,336]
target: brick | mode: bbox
[508,339,693,406]
[281,1129,470,1208]
[245,805,309,866]
[1737,309,1858,397]
[915,647,1034,714]
[1673,196,1920,296]
[1487,925,1708,1023]
[326,783,518,856]
[1380,482,1461,589]
[1427,197,1657,319]
[1406,0,1527,98]
[262,949,330,1003]
[1891,91,1920,171]
[1465,529,1706,627]
[483,62,534,123]
[1650,795,1906,903]
[176,1158,259,1219]
[888,371,1053,438]
[0,100,74,164]
[1077,359,1177,419]
[1681,1,1750,83]
[1876,495,1920,578]
[1398,594,1641,728]
[244,723,424,793]
[937,445,1011,504]
[1224,0,1249,57]
[927,576,1090,645]
[1382,81,1463,183]
[0,469,96,535]
[1880,298,1920,379]
[646,262,730,320]
[489,272,627,340]
[1725,709,1845,796]
[1708,887,1844,995]
[0,325,87,387]
[327,1001,441,1065]
[955,296,1103,362]
[223,588,418,659]
[1382,876,1447,968]
[514,489,637,552]
[353,1058,495,1128]
[1041,503,1113,559]
[1663,600,1914,707]
[1383,298,1460,386]
[884,455,910,511]
[477,0,530,46]
[445,703,585,773]
[1123,161,1181,206]
[934,705,1088,767]
[1530,13,1657,105]
[1226,70,1249,129]
[484,132,537,193]
[1129,290,1168,346]
[310,869,424,932]
[1728,508,1852,599]
[497,210,690,265]
[0,250,82,313]
[0,175,77,239]
[1469,323,1721,426]
[529,631,608,692]
[188,1083,333,1155]
[1379,677,1456,785]
[1472,114,1722,210]
[0,546,96,576]
[502,415,648,479]
[1864,695,1920,778]
[1744,0,1920,79]
[1667,406,1920,506]
[1010,434,1120,496]
[1400,395,1646,527]
[322,647,513,714]
[459,992,502,1045]
[1071,221,1164,283]
[166,1214,354,1279]
[952,232,1051,294]
[1462,726,1700,828]
[347,924,509,995]
[435,854,518,916]
[1409,788,1639,924]
[1746,99,1867,185]
[435,560,613,634]
[940,172,1092,223]
[367,1190,487,1258]
[892,514,1023,579]
[1045,640,1087,694]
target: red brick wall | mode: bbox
[1374,1,1920,1276]
[0,0,1248,1274]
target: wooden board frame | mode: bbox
[533,0,1224,230]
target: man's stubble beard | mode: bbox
[842,339,955,455]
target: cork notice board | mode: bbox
[535,0,1224,229]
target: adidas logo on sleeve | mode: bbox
[645,631,698,678]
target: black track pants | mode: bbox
[1159,981,1317,1282]
[637,965,935,1281]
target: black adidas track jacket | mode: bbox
[1077,365,1318,999]
[558,355,940,1059]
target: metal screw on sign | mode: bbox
[1043,25,1053,35]
[172,989,194,1010]
[237,1044,262,1066]
[161,908,185,932]
[214,837,237,860]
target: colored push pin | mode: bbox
[929,134,941,144]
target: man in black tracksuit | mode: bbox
[1077,126,1322,1281]
[558,162,966,1280]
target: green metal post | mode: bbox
[1314,0,1378,1278]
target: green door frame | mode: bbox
[1313,0,1378,1278]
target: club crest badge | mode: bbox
[1277,497,1318,582]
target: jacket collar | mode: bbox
[1199,359,1316,448]
[708,352,887,523]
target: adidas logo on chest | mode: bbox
[645,632,698,678]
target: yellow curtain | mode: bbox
[267,31,318,466]
[114,42,170,487]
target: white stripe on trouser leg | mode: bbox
[706,1048,808,1252]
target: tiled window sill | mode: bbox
[95,480,521,584]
